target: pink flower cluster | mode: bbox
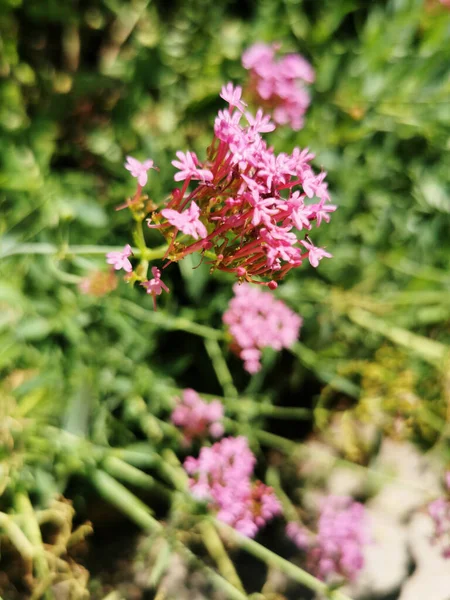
[242,43,315,131]
[223,283,303,373]
[286,496,370,582]
[148,83,335,288]
[428,472,450,558]
[184,436,282,537]
[171,388,224,444]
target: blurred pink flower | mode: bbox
[223,283,302,373]
[171,389,224,444]
[184,436,281,537]
[242,42,315,131]
[288,496,370,582]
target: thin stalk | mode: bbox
[14,492,51,595]
[348,308,448,367]
[103,456,170,501]
[118,298,224,340]
[191,391,312,420]
[290,342,360,399]
[91,469,161,532]
[91,471,248,600]
[0,242,168,262]
[266,467,299,522]
[255,429,302,455]
[204,338,238,398]
[214,520,354,600]
[0,512,35,560]
[199,520,245,593]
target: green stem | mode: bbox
[199,520,245,593]
[215,520,354,600]
[187,390,312,420]
[91,469,161,532]
[225,419,301,455]
[118,298,224,340]
[102,456,170,502]
[290,342,360,398]
[348,308,448,367]
[0,242,168,262]
[266,467,299,522]
[14,492,50,594]
[0,512,35,560]
[204,338,238,398]
[91,471,248,600]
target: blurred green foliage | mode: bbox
[0,0,450,595]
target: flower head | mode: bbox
[125,156,157,187]
[148,84,335,286]
[184,436,281,537]
[171,389,224,444]
[288,496,370,583]
[223,283,302,373]
[106,244,133,273]
[242,42,315,131]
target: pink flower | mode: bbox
[427,474,450,558]
[161,201,207,240]
[309,198,337,227]
[290,496,370,582]
[287,192,313,230]
[124,156,157,187]
[184,436,281,537]
[141,266,169,309]
[286,522,311,549]
[223,283,302,373]
[172,151,213,183]
[300,240,332,268]
[171,389,224,444]
[279,54,315,84]
[106,244,133,273]
[242,42,276,71]
[220,83,247,112]
[242,42,315,131]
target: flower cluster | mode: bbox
[242,42,315,131]
[223,282,302,373]
[286,496,369,582]
[171,388,224,444]
[428,472,450,558]
[184,436,282,537]
[148,83,335,288]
